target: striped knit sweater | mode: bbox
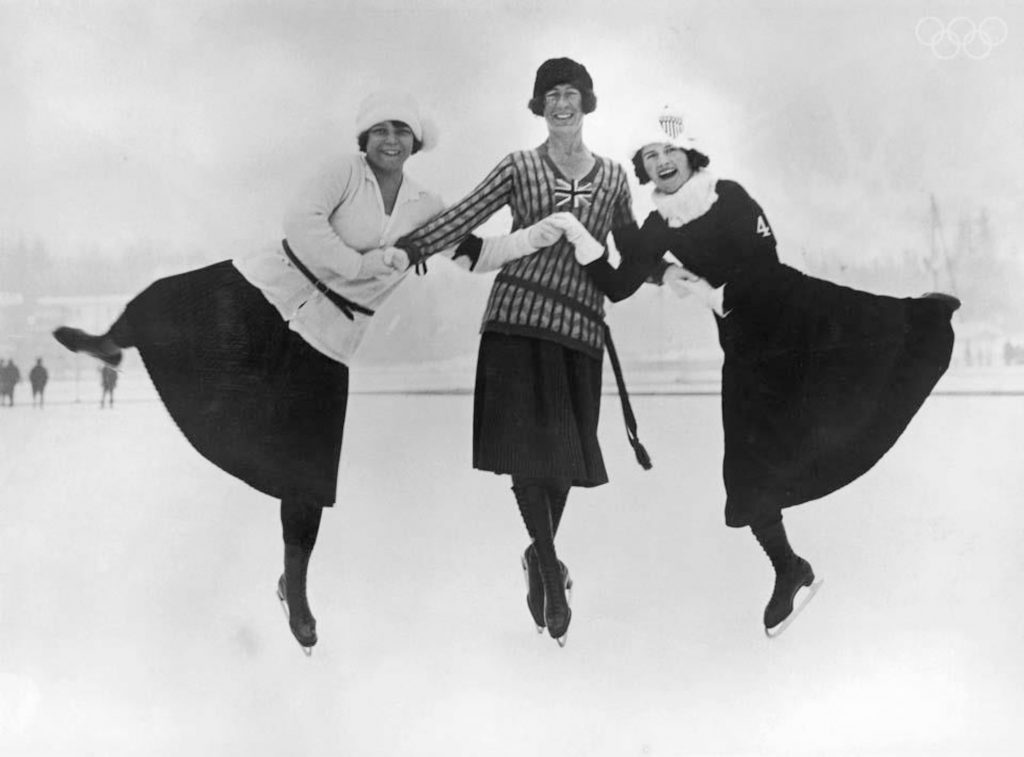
[398,145,636,357]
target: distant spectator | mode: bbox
[100,364,118,408]
[1,359,21,406]
[29,358,49,408]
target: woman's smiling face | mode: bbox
[543,84,584,133]
[640,142,693,194]
[364,120,415,173]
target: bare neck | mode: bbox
[545,131,593,180]
[370,164,404,214]
[546,130,589,160]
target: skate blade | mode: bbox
[276,586,290,621]
[765,579,823,639]
[521,554,547,634]
[556,633,568,648]
[277,582,314,656]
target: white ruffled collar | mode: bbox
[652,170,718,227]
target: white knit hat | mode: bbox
[629,105,701,157]
[355,90,438,152]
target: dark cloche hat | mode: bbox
[532,57,594,99]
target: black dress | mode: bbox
[121,260,349,506]
[473,332,607,487]
[586,179,956,527]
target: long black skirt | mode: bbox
[121,261,349,505]
[473,332,607,487]
[718,266,956,527]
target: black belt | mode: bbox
[603,324,652,471]
[281,239,375,321]
[500,274,604,322]
[497,274,652,470]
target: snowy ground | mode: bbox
[1,371,1023,756]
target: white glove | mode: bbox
[357,248,398,278]
[483,215,567,268]
[662,263,700,290]
[547,212,604,264]
[663,264,727,315]
[526,216,567,249]
[381,246,410,271]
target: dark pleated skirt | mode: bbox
[473,332,607,487]
[718,267,956,527]
[122,261,349,505]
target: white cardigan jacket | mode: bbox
[235,154,536,364]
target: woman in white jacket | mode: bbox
[53,91,563,655]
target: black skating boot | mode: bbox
[52,327,123,368]
[276,543,317,655]
[533,539,572,646]
[752,518,820,637]
[763,555,816,635]
[521,545,545,633]
[521,544,572,634]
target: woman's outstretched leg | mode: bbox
[278,499,323,654]
[513,477,571,645]
[750,513,817,636]
[53,311,134,367]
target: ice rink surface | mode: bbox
[2,378,1023,756]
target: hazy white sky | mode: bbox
[2,0,1022,262]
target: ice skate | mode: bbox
[277,544,317,656]
[533,541,572,647]
[521,546,545,633]
[521,545,572,635]
[764,556,822,638]
[277,574,316,655]
[52,327,123,368]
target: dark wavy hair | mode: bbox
[357,121,424,154]
[528,88,598,117]
[631,147,710,185]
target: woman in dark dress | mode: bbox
[395,58,653,646]
[563,107,959,636]
[51,91,555,654]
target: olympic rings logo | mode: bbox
[915,17,1008,59]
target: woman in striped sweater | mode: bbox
[397,58,655,646]
[51,91,562,655]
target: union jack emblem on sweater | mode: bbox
[553,177,594,210]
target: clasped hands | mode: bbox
[536,213,705,300]
[355,212,701,299]
[356,246,411,278]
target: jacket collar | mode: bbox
[359,154,430,211]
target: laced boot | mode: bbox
[763,555,815,634]
[753,518,819,637]
[52,327,123,368]
[521,544,572,633]
[521,545,545,633]
[533,539,571,646]
[276,543,317,655]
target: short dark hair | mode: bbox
[528,88,598,117]
[357,121,424,154]
[631,148,710,185]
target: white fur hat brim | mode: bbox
[355,90,438,152]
